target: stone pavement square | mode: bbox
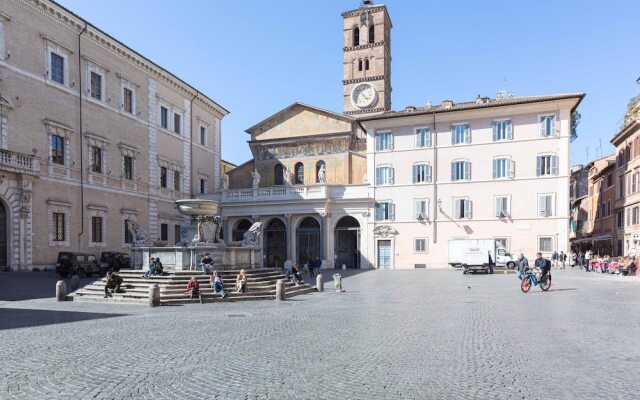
[1,269,639,399]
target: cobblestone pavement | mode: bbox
[1,269,639,399]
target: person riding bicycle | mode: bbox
[534,252,550,282]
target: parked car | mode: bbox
[99,251,132,272]
[55,252,104,278]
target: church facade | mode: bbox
[218,1,584,269]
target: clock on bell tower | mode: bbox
[342,0,392,117]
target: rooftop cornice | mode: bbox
[341,5,387,18]
[611,120,640,146]
[343,41,385,52]
[343,75,387,85]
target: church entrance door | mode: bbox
[264,218,286,269]
[335,216,360,269]
[296,217,320,267]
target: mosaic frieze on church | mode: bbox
[255,138,351,160]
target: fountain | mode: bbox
[131,199,261,271]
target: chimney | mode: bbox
[404,105,417,112]
[442,100,454,109]
[426,101,432,107]
[475,95,482,104]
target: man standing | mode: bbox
[551,251,559,268]
[517,253,529,281]
[559,251,567,269]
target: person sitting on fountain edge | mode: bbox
[201,253,214,275]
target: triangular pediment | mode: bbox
[246,103,356,141]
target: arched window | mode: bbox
[274,164,284,186]
[316,160,326,183]
[358,59,363,72]
[368,25,375,43]
[353,26,360,47]
[295,162,304,185]
[365,59,370,71]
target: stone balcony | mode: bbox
[222,184,370,203]
[0,149,41,177]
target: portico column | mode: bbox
[285,214,293,262]
[319,213,327,261]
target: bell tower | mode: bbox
[342,1,392,117]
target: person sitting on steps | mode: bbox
[235,269,248,293]
[185,277,203,304]
[104,271,123,298]
[210,271,226,299]
[291,263,304,285]
[142,257,157,278]
[201,253,214,275]
[154,257,165,276]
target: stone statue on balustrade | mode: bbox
[317,164,326,184]
[283,166,293,186]
[127,221,154,247]
[250,169,261,189]
[241,222,262,247]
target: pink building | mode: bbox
[360,94,584,268]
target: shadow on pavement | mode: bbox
[527,288,578,294]
[0,308,127,330]
[0,272,98,301]
[301,268,377,285]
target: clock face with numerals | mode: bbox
[351,83,378,109]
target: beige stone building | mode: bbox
[0,0,227,269]
[223,103,370,269]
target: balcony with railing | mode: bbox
[222,184,369,203]
[0,149,41,176]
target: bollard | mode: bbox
[316,274,324,292]
[275,279,285,301]
[149,284,160,308]
[56,280,66,302]
[69,275,80,292]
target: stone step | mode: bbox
[72,268,315,305]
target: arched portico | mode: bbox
[335,216,360,269]
[263,218,287,268]
[0,200,8,268]
[296,216,320,266]
[232,218,252,241]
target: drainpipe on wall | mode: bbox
[77,22,88,249]
[432,110,438,244]
[189,91,199,199]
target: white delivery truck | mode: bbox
[448,239,518,274]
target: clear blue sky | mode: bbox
[57,0,640,166]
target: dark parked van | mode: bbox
[55,252,104,277]
[99,251,132,271]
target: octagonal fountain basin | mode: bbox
[175,199,220,217]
